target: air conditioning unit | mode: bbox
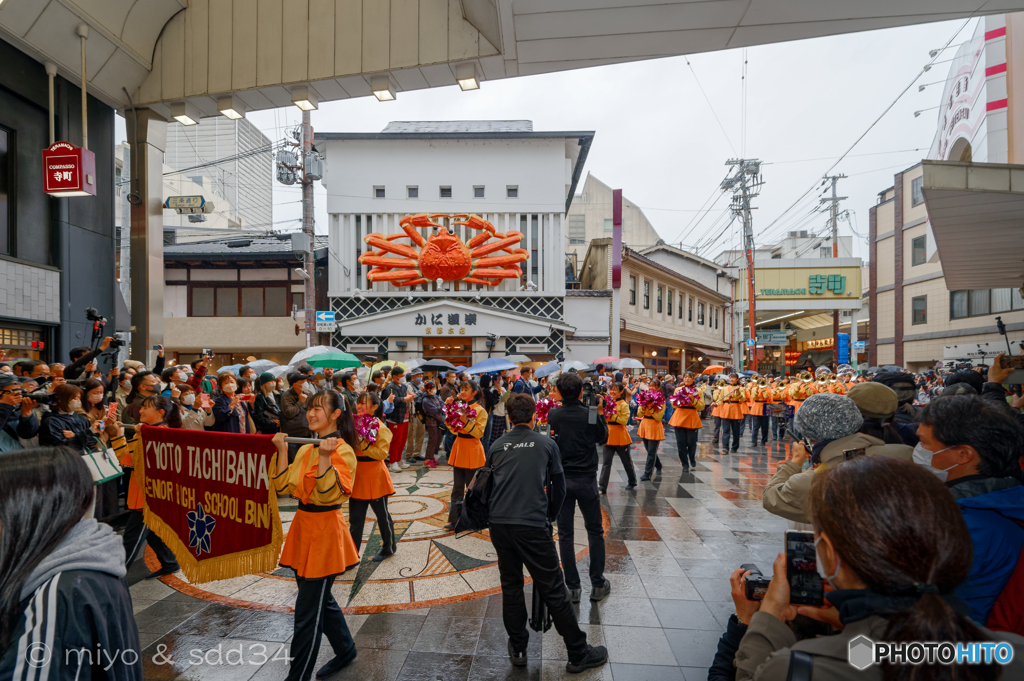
[347,344,377,353]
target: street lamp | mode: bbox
[371,76,396,102]
[914,106,940,118]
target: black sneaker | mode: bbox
[639,475,651,482]
[625,481,637,490]
[316,651,356,680]
[145,564,179,579]
[508,640,527,667]
[590,579,612,602]
[566,645,608,674]
[372,551,394,562]
[598,487,607,495]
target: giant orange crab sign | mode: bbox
[358,213,528,287]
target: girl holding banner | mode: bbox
[270,391,359,681]
[348,393,397,562]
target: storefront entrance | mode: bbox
[0,323,49,362]
[423,340,473,365]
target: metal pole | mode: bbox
[302,110,315,349]
[823,175,846,368]
[44,63,56,145]
[76,25,89,150]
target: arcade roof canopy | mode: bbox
[2,0,1022,115]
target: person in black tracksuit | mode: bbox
[546,373,611,604]
[487,394,608,674]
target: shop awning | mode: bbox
[693,346,732,361]
[922,160,1024,290]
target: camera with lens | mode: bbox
[580,378,605,425]
[107,333,126,350]
[742,563,772,601]
[85,307,105,323]
[23,389,56,406]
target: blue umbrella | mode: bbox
[740,370,760,376]
[467,357,519,374]
[454,366,468,373]
[217,364,243,375]
[535,361,561,378]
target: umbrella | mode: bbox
[467,357,519,374]
[740,370,760,376]
[267,365,293,378]
[405,358,426,370]
[612,358,645,370]
[865,366,883,374]
[289,345,343,366]
[504,354,532,364]
[371,360,409,373]
[701,365,726,375]
[246,359,279,374]
[217,364,243,375]
[591,356,619,365]
[561,360,589,372]
[306,351,363,370]
[882,365,905,373]
[417,359,457,372]
[454,366,468,373]
[536,361,561,378]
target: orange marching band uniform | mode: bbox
[599,397,637,492]
[668,386,704,471]
[447,401,489,527]
[637,398,666,478]
[606,398,633,446]
[786,377,817,414]
[349,418,397,557]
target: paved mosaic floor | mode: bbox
[129,423,796,680]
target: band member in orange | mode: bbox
[599,382,637,493]
[270,390,359,681]
[349,392,397,561]
[637,380,666,481]
[444,380,488,529]
[718,374,745,453]
[668,373,705,472]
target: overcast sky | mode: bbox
[127,16,976,262]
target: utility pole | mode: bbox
[301,111,315,349]
[821,174,847,368]
[721,159,763,373]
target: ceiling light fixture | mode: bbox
[171,101,200,126]
[218,95,246,119]
[371,76,396,102]
[455,63,480,91]
[291,86,318,111]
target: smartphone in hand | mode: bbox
[785,530,824,606]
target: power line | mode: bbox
[685,56,737,156]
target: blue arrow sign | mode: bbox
[316,311,335,323]
[746,338,756,347]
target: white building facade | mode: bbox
[319,121,596,365]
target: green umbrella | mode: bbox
[305,351,363,369]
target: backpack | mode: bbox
[414,390,426,423]
[454,465,495,533]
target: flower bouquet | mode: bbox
[601,398,619,420]
[670,385,698,408]
[354,414,380,444]
[637,389,666,413]
[443,401,477,431]
[534,398,557,424]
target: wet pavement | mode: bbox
[128,421,795,680]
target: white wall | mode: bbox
[565,295,611,338]
[642,250,728,294]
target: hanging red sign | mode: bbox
[42,141,96,197]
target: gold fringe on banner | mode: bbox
[133,431,284,585]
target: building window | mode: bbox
[911,176,924,206]
[667,290,673,317]
[407,186,418,198]
[715,307,719,329]
[190,285,289,317]
[629,276,636,305]
[604,219,613,232]
[656,286,663,313]
[643,281,650,309]
[688,297,692,322]
[949,289,1012,319]
[820,247,831,258]
[679,294,683,318]
[697,302,705,325]
[969,289,989,316]
[374,186,385,198]
[912,295,927,325]
[0,126,10,255]
[507,185,518,198]
[911,235,926,266]
[440,186,452,198]
[992,288,1014,313]
[567,214,585,244]
[474,186,485,198]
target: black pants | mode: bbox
[490,523,589,662]
[348,496,395,556]
[721,418,743,452]
[750,413,770,445]
[122,510,179,569]
[449,466,478,524]
[556,476,606,590]
[712,416,722,443]
[425,422,442,459]
[599,444,637,490]
[674,427,698,469]
[287,575,356,681]
[642,438,663,477]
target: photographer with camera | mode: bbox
[0,374,40,452]
[547,372,611,603]
[65,336,115,382]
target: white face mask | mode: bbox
[182,394,196,406]
[68,400,82,411]
[913,443,957,482]
[814,536,841,586]
[176,372,187,383]
[222,382,237,394]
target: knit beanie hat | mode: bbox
[258,372,277,389]
[846,383,898,420]
[871,371,917,405]
[791,393,864,443]
[122,359,144,370]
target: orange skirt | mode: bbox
[638,417,664,441]
[126,470,144,511]
[748,402,765,416]
[280,508,359,579]
[718,403,744,420]
[668,408,702,429]
[606,423,632,446]
[352,460,396,500]
[449,436,485,469]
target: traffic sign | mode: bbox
[316,322,337,333]
[746,338,756,347]
[756,331,787,346]
[853,341,867,350]
[316,311,335,323]
[164,195,212,214]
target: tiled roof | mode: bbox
[164,234,328,257]
[381,120,533,133]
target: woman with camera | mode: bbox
[719,456,1024,680]
[211,372,254,434]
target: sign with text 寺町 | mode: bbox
[42,141,96,197]
[738,266,862,301]
[135,425,283,584]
